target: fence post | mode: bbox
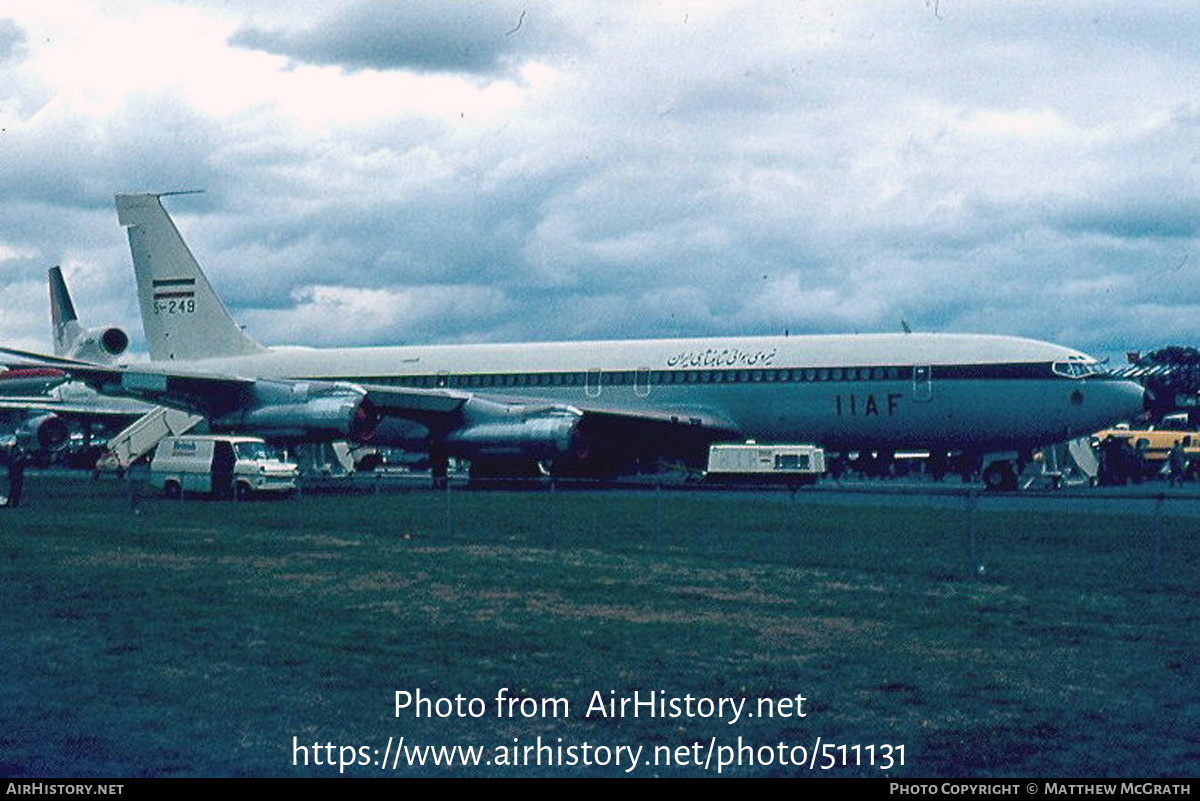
[966,488,984,577]
[1152,493,1165,591]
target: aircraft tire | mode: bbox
[982,461,1016,492]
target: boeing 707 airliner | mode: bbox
[3,194,1146,489]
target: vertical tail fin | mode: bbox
[48,266,129,362]
[48,266,83,357]
[115,193,265,362]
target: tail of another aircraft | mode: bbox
[49,265,83,357]
[115,193,266,362]
[48,266,129,362]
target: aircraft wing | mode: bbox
[563,403,743,469]
[0,347,743,463]
[360,382,743,467]
[0,393,152,455]
[360,384,469,417]
[0,348,273,420]
[359,383,739,432]
[0,397,150,418]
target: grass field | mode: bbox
[0,475,1196,777]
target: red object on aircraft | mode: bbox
[0,367,67,380]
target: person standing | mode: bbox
[1168,440,1188,487]
[7,447,28,508]
[1,447,27,508]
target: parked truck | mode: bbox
[704,443,825,486]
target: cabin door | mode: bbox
[912,365,933,402]
[634,367,651,398]
[585,368,602,398]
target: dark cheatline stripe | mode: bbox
[307,360,1134,389]
[152,277,196,287]
[936,362,1053,380]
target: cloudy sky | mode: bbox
[0,1,1195,362]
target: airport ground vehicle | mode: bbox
[704,443,825,485]
[1091,426,1199,482]
[150,435,298,499]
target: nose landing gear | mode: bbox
[982,459,1018,492]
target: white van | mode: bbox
[150,435,298,499]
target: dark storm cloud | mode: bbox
[229,0,562,76]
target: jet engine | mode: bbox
[210,380,378,443]
[68,326,130,363]
[14,412,70,453]
[371,416,432,449]
[444,413,581,460]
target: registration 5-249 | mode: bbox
[154,299,195,315]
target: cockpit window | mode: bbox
[1052,359,1105,379]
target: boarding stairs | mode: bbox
[1021,436,1100,490]
[96,407,204,472]
[294,441,357,477]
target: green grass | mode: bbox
[1,476,1196,777]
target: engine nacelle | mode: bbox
[211,381,377,443]
[67,326,130,363]
[14,413,69,453]
[372,416,432,449]
[444,414,581,460]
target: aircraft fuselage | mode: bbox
[155,332,1144,454]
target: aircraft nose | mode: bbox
[1087,379,1145,427]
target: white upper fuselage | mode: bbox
[153,332,1145,452]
